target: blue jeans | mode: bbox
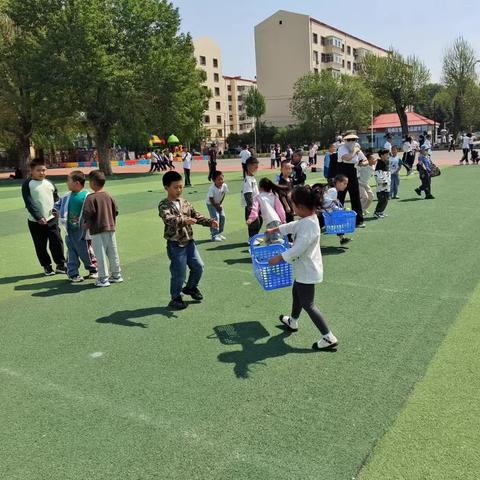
[166,240,204,299]
[206,203,225,238]
[390,173,400,197]
[66,227,96,278]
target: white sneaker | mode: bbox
[109,276,124,283]
[219,235,226,240]
[253,239,261,246]
[212,235,223,242]
[313,333,338,350]
[279,315,298,332]
[95,279,111,287]
[70,275,84,283]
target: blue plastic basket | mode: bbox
[249,234,293,291]
[322,210,357,234]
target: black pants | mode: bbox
[419,173,431,195]
[336,163,364,225]
[242,163,247,179]
[149,162,157,172]
[403,152,414,173]
[448,142,456,152]
[275,157,281,168]
[291,281,329,335]
[208,162,217,181]
[184,168,191,186]
[461,148,470,163]
[245,208,262,238]
[375,191,389,214]
[28,218,65,267]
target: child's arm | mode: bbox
[190,205,217,228]
[246,197,260,224]
[21,179,45,223]
[82,197,95,229]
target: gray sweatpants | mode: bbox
[291,281,330,335]
[90,231,121,281]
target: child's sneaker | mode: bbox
[109,275,124,283]
[94,279,111,287]
[414,187,422,196]
[253,238,262,246]
[279,315,298,332]
[339,237,351,245]
[168,296,187,310]
[55,264,67,274]
[425,194,435,199]
[182,286,203,301]
[212,235,223,242]
[87,270,99,279]
[313,333,338,350]
[373,212,382,219]
[70,275,84,283]
[219,235,226,240]
[44,265,55,276]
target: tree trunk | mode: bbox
[396,105,409,137]
[95,126,113,175]
[18,134,31,178]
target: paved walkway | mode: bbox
[0,150,467,180]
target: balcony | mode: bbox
[323,36,344,54]
[354,47,370,60]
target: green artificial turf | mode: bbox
[0,166,479,479]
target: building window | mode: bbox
[215,87,220,96]
[239,124,244,131]
[342,59,345,67]
[313,50,318,63]
[217,129,223,137]
[347,61,351,70]
[216,101,221,110]
[227,85,231,91]
[228,95,232,101]
[353,62,357,71]
[314,67,319,74]
[237,95,243,101]
[313,33,318,44]
[321,36,325,45]
[229,105,232,111]
[326,36,343,49]
[199,56,206,65]
[347,46,351,55]
[204,115,210,123]
[213,58,218,68]
[229,115,233,121]
[214,73,219,82]
[217,115,222,124]
[278,20,282,25]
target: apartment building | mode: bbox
[255,10,389,126]
[193,37,229,150]
[224,76,256,135]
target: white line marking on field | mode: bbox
[242,282,251,286]
[89,352,104,358]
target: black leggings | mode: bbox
[291,281,329,335]
[375,191,389,214]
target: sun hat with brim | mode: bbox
[343,134,359,140]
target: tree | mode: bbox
[290,71,373,145]
[442,37,477,136]
[359,50,430,137]
[245,87,266,152]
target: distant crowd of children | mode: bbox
[22,135,438,352]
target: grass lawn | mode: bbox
[0,166,479,479]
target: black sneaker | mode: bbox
[55,264,67,274]
[44,265,55,276]
[414,188,422,196]
[168,297,187,310]
[182,287,203,301]
[340,237,352,245]
[425,194,435,199]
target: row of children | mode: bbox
[22,160,122,287]
[148,150,177,173]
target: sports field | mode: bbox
[1,165,479,479]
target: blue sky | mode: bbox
[173,0,480,83]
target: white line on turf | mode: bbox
[89,352,104,358]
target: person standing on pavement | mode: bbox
[207,143,217,181]
[239,144,251,178]
[291,149,309,187]
[336,133,366,228]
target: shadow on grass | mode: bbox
[211,322,328,379]
[0,273,44,285]
[321,246,348,256]
[14,278,94,297]
[206,242,247,251]
[96,307,177,327]
[399,198,424,202]
[224,257,252,265]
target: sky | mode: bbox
[173,0,480,83]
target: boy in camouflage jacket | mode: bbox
[159,171,218,310]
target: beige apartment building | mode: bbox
[193,37,229,150]
[255,10,389,126]
[224,76,256,135]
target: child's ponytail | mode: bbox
[291,184,325,210]
[259,177,285,197]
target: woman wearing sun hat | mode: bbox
[336,133,366,228]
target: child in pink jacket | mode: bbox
[246,178,286,244]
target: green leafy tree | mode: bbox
[290,71,373,145]
[245,87,266,151]
[359,50,430,137]
[442,37,477,136]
